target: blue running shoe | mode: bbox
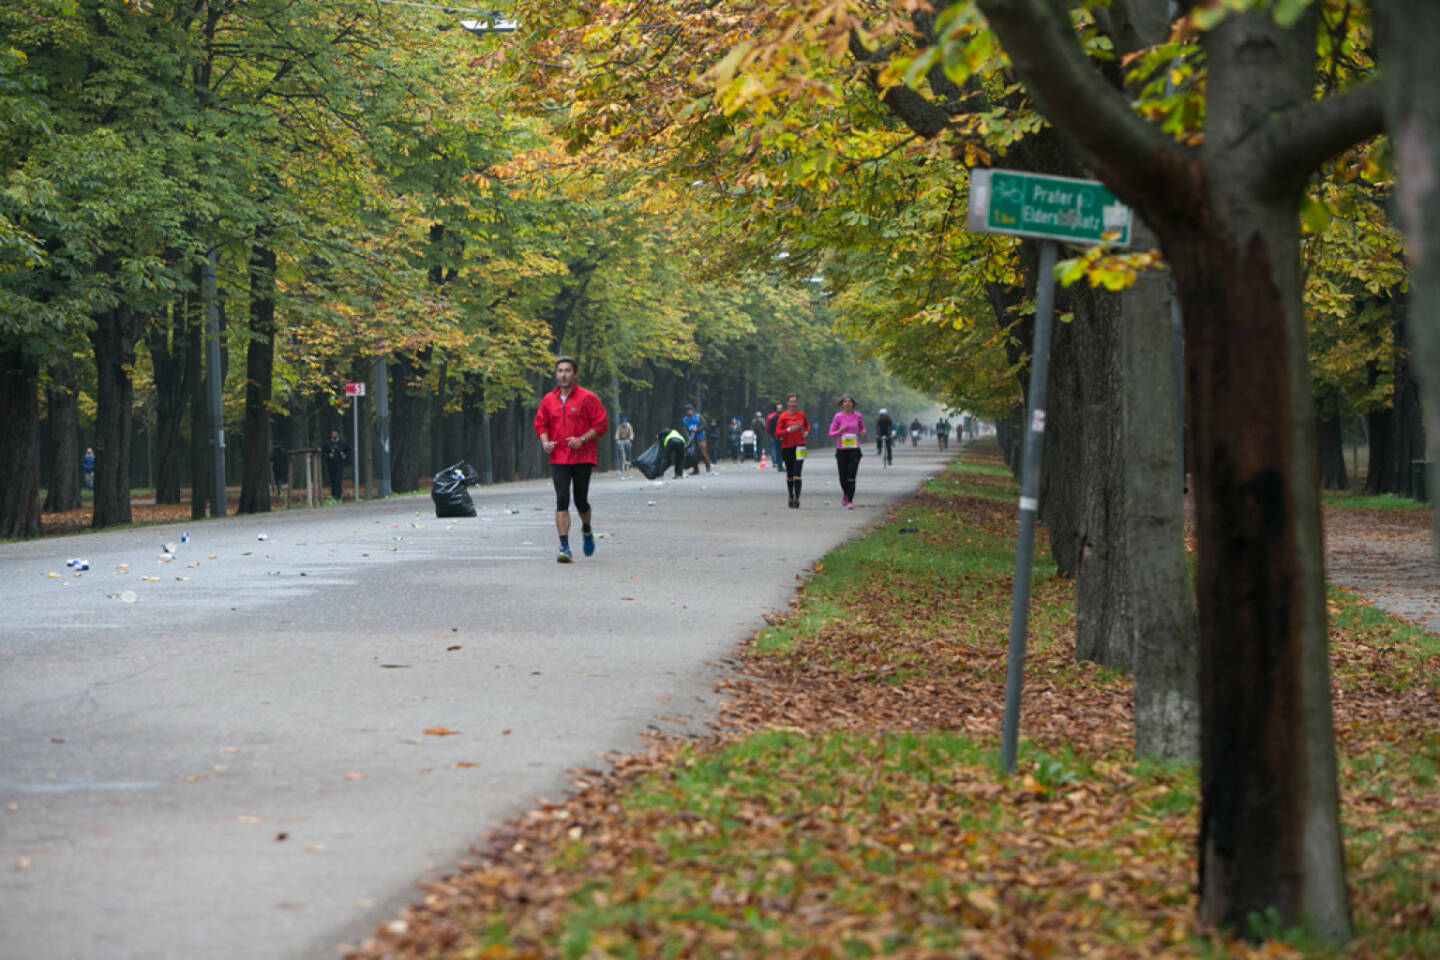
[556,547,573,563]
[582,531,596,557]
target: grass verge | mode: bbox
[350,443,1440,960]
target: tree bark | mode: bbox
[1363,358,1395,494]
[1316,410,1348,491]
[187,267,208,520]
[0,346,42,539]
[239,239,276,514]
[146,294,190,505]
[1389,307,1425,498]
[976,0,1365,940]
[389,349,429,493]
[1375,0,1440,534]
[42,359,83,514]
[90,301,144,529]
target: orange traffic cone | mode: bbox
[758,452,769,470]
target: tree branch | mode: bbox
[1261,78,1386,192]
[975,0,1189,211]
[847,31,951,139]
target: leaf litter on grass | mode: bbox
[347,445,1440,960]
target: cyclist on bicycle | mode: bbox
[869,408,892,466]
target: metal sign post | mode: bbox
[1001,239,1057,774]
[966,167,1131,774]
[345,381,365,501]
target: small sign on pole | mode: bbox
[967,168,1131,248]
[345,382,364,501]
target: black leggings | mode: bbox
[551,463,593,513]
[781,446,805,500]
[835,448,861,500]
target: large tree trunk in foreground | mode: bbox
[0,346,42,538]
[239,240,276,514]
[1175,17,1351,940]
[43,359,83,514]
[1377,0,1440,534]
[976,0,1373,941]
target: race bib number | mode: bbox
[840,433,858,449]
[795,445,807,460]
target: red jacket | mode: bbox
[773,409,810,449]
[534,385,609,465]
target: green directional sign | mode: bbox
[967,168,1132,247]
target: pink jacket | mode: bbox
[828,411,866,450]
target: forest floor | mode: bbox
[330,442,1438,960]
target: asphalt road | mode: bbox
[1,441,954,960]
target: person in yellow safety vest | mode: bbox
[661,428,687,479]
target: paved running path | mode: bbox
[1323,508,1440,634]
[1,442,952,960]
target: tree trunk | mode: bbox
[1363,366,1395,494]
[1389,307,1425,498]
[146,295,190,505]
[1376,0,1440,537]
[42,359,83,514]
[1316,410,1348,491]
[239,239,276,514]
[1120,227,1198,762]
[389,350,428,493]
[1058,285,1122,652]
[0,346,42,539]
[187,271,208,520]
[1171,199,1348,940]
[90,302,144,529]
[975,2,1360,938]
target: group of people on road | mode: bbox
[533,354,975,563]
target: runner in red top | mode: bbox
[773,393,811,508]
[534,356,609,562]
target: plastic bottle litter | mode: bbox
[75,559,89,571]
[647,501,657,506]
[163,542,177,554]
[181,532,190,543]
[257,533,268,541]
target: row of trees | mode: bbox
[498,0,1434,945]
[4,0,1436,944]
[0,0,932,537]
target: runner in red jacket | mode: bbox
[773,393,811,508]
[534,356,609,562]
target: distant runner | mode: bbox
[534,356,609,563]
[828,394,866,509]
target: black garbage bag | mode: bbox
[684,434,701,469]
[431,461,480,517]
[632,441,667,480]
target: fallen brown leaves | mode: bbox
[346,449,1439,959]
